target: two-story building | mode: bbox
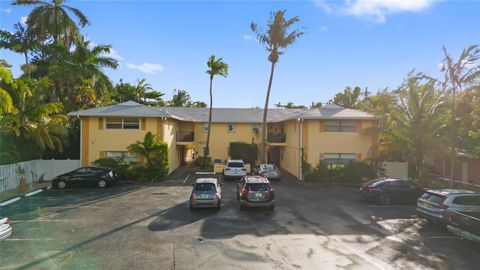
[68,101,380,179]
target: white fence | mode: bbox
[0,159,80,193]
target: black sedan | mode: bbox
[358,178,424,205]
[52,167,117,189]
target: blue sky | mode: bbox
[1,0,479,107]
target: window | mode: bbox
[452,195,480,206]
[123,118,140,129]
[202,123,209,133]
[106,151,139,163]
[251,123,259,133]
[324,120,356,132]
[227,123,236,133]
[106,118,122,129]
[324,153,356,165]
[105,118,140,130]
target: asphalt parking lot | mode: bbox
[0,173,479,270]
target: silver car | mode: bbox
[416,189,480,224]
[256,164,282,181]
[0,216,12,240]
[189,178,222,209]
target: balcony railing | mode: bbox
[176,131,194,142]
[267,133,286,143]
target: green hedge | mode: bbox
[304,161,376,184]
[229,142,258,165]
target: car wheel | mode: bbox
[98,179,107,188]
[57,180,67,189]
[379,194,391,205]
[217,200,221,210]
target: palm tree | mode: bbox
[251,10,303,163]
[134,78,154,103]
[0,23,37,76]
[127,131,169,180]
[204,55,228,158]
[442,45,480,187]
[387,74,448,182]
[13,0,89,47]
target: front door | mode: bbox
[269,147,280,165]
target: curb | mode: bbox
[0,187,47,206]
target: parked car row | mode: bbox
[189,175,275,211]
[358,178,480,244]
[222,159,282,182]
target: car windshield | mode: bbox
[421,192,446,204]
[195,183,216,192]
[261,165,277,171]
[247,183,271,191]
[228,162,244,168]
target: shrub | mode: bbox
[229,142,258,166]
[92,157,133,181]
[304,161,332,183]
[127,132,169,182]
[304,161,376,184]
[195,156,212,167]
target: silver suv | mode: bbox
[222,159,247,180]
[416,189,480,224]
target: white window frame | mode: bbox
[325,120,356,132]
[227,123,236,133]
[105,118,140,130]
[106,151,139,163]
[202,123,209,133]
[323,153,356,165]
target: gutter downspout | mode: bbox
[78,116,82,167]
[298,118,304,180]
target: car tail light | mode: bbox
[241,187,249,196]
[366,187,373,193]
[214,193,219,199]
[191,193,196,200]
[3,218,11,225]
[439,201,448,209]
[268,188,274,193]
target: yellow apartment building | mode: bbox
[68,101,380,179]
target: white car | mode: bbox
[223,159,247,180]
[0,216,12,240]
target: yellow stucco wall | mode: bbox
[82,116,161,165]
[280,120,301,178]
[80,116,378,178]
[192,122,261,162]
[305,120,378,166]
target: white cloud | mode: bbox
[315,0,438,23]
[244,34,253,40]
[20,16,28,26]
[0,8,12,13]
[126,62,164,75]
[108,48,124,61]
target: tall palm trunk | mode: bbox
[205,76,213,158]
[261,61,276,163]
[450,86,456,188]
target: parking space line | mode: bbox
[430,236,459,239]
[25,189,44,197]
[4,238,54,241]
[183,173,191,184]
[12,219,78,223]
[0,197,21,206]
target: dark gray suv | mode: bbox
[236,175,275,211]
